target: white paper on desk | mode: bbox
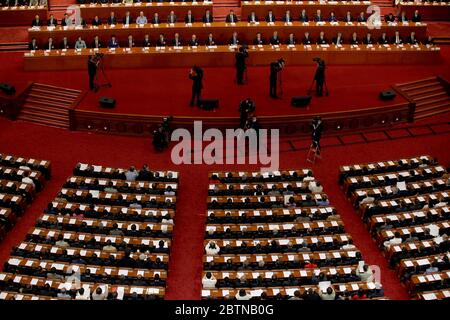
[8,258,20,266]
[318,281,331,292]
[422,293,437,300]
[118,269,128,276]
[0,292,7,300]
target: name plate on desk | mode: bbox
[207,45,217,49]
[185,23,193,27]
[156,46,166,50]
[204,23,211,26]
[174,46,184,50]
[109,24,116,28]
[284,22,292,26]
[168,23,175,27]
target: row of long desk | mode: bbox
[23,44,440,70]
[0,5,47,26]
[27,21,428,44]
[399,2,450,21]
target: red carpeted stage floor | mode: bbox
[0,47,450,118]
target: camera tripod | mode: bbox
[306,142,321,164]
[307,77,329,96]
[94,59,112,92]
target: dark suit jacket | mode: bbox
[283,15,293,22]
[300,14,309,22]
[332,37,344,45]
[122,16,134,25]
[152,17,161,24]
[412,14,421,22]
[142,39,151,47]
[225,14,238,23]
[185,15,194,23]
[28,42,38,50]
[91,40,102,48]
[350,37,360,45]
[172,38,182,46]
[47,18,58,26]
[269,36,280,45]
[31,19,41,27]
[229,37,239,45]
[167,15,177,23]
[92,18,102,26]
[253,37,264,45]
[302,37,312,45]
[248,14,258,22]
[156,38,166,46]
[316,37,328,44]
[392,36,404,44]
[107,17,117,25]
[205,38,215,46]
[265,14,276,22]
[378,36,389,44]
[363,36,374,45]
[286,37,296,45]
[188,39,199,46]
[314,15,323,22]
[202,14,213,23]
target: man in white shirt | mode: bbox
[136,11,147,25]
[308,181,323,193]
[235,289,252,300]
[205,241,220,255]
[384,232,402,249]
[21,171,35,189]
[75,288,90,300]
[125,166,138,181]
[202,272,217,288]
[356,265,373,282]
[91,286,108,300]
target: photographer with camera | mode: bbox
[238,98,256,129]
[313,57,326,97]
[235,45,249,85]
[87,54,100,91]
[311,116,323,155]
[152,117,173,151]
[189,65,204,107]
[269,58,285,99]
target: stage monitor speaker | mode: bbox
[291,96,312,107]
[199,99,219,110]
[379,90,396,101]
[0,83,16,95]
[99,96,116,108]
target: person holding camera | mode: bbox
[87,54,99,91]
[314,58,326,97]
[189,65,204,107]
[311,116,323,155]
[269,58,285,99]
[235,46,249,85]
[238,98,255,128]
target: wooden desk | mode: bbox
[0,5,47,27]
[78,1,213,21]
[207,207,337,220]
[417,288,450,300]
[23,44,440,70]
[241,0,372,20]
[0,153,51,179]
[26,21,428,44]
[209,169,312,182]
[399,2,450,21]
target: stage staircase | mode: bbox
[395,77,450,121]
[17,83,83,129]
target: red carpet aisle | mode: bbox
[0,48,450,118]
[0,117,449,299]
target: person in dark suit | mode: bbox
[412,10,421,22]
[363,33,374,45]
[61,13,69,27]
[142,34,151,47]
[316,32,328,44]
[314,59,325,97]
[108,35,119,48]
[152,13,161,24]
[302,32,312,45]
[47,14,58,27]
[253,32,264,45]
[357,12,367,22]
[398,11,408,23]
[424,36,434,46]
[283,10,293,23]
[28,38,38,50]
[266,10,275,23]
[205,33,215,46]
[92,15,102,26]
[172,33,182,46]
[189,34,199,46]
[123,11,133,25]
[269,59,284,99]
[189,66,203,107]
[87,55,99,91]
[378,32,389,44]
[107,12,117,25]
[31,14,42,27]
[344,11,353,23]
[203,10,214,23]
[286,33,296,45]
[235,46,249,85]
[407,32,419,45]
[392,31,403,45]
[269,31,281,45]
[300,9,308,22]
[91,35,102,49]
[157,34,166,46]
[385,13,395,23]
[44,37,55,50]
[185,10,194,24]
[329,11,337,22]
[314,9,323,22]
[167,11,177,24]
[225,10,238,23]
[229,31,239,45]
[332,32,344,45]
[60,37,70,49]
[248,11,258,23]
[350,32,360,45]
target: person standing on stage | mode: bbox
[87,55,99,91]
[235,46,249,85]
[314,58,325,97]
[189,66,204,107]
[269,59,284,99]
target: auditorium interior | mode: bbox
[0,0,449,302]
